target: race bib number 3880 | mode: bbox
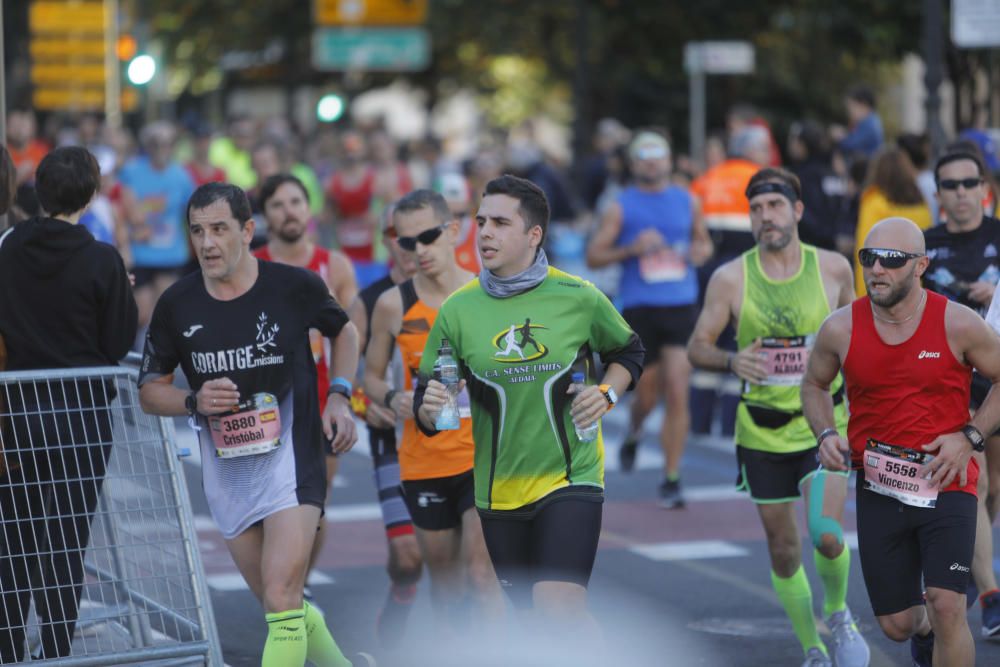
[208,392,282,459]
[862,438,937,508]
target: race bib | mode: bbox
[639,246,687,283]
[208,392,282,459]
[758,336,812,386]
[862,439,938,508]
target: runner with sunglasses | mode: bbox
[363,189,503,634]
[689,167,868,667]
[923,151,1000,638]
[804,216,1000,667]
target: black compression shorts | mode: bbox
[402,469,475,531]
[478,486,603,608]
[856,477,976,617]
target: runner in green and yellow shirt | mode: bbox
[414,175,644,638]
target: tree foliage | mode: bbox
[148,0,928,147]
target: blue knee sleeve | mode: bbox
[807,470,844,547]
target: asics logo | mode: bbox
[183,324,204,338]
[918,350,940,359]
[950,562,970,572]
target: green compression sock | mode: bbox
[771,566,825,656]
[813,546,850,618]
[303,600,352,667]
[263,608,307,667]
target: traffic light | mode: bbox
[127,54,156,85]
[317,93,345,123]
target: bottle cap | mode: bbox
[572,372,584,382]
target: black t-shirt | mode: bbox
[924,216,1000,315]
[139,260,348,397]
[138,260,349,536]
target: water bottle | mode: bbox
[435,338,461,430]
[570,372,599,442]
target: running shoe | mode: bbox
[800,647,832,667]
[659,478,685,509]
[618,437,638,473]
[982,590,1000,638]
[826,607,870,667]
[352,652,378,666]
[375,583,416,648]
[909,630,934,667]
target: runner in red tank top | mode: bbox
[254,173,358,607]
[804,217,1000,667]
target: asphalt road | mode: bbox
[175,407,1000,667]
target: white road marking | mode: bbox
[630,540,749,561]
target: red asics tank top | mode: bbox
[843,290,977,495]
[254,245,332,402]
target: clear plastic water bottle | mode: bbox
[435,338,461,430]
[570,372,599,442]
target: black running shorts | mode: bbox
[856,476,976,617]
[735,445,820,503]
[401,469,475,531]
[478,486,604,608]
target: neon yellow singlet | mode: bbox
[734,244,847,453]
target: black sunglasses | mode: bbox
[396,224,448,251]
[939,178,983,191]
[858,247,924,269]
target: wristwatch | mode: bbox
[598,384,618,409]
[962,424,986,453]
[184,392,199,417]
[327,376,353,401]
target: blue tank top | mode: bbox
[615,185,699,309]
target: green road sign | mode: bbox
[312,27,430,71]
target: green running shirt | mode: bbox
[735,244,847,453]
[418,267,643,511]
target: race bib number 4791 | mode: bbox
[208,392,282,459]
[758,335,812,386]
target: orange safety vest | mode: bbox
[690,159,759,233]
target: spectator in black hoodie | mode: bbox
[0,146,138,661]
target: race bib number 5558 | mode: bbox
[862,438,938,508]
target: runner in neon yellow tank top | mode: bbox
[688,168,869,667]
[736,243,847,455]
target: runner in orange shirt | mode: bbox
[364,189,503,631]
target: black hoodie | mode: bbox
[0,216,137,371]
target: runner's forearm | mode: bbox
[139,381,188,417]
[328,321,359,386]
[687,340,732,373]
[801,379,837,437]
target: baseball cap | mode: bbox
[436,172,470,206]
[629,131,670,161]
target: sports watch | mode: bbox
[184,391,199,417]
[961,424,986,453]
[598,384,618,410]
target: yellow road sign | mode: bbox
[30,38,106,60]
[29,1,106,34]
[314,0,427,26]
[33,87,138,112]
[32,63,107,85]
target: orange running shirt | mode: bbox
[395,280,474,480]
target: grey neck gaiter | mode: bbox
[479,248,549,298]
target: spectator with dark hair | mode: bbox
[897,133,938,223]
[832,85,884,158]
[0,145,138,661]
[787,120,847,250]
[853,146,932,294]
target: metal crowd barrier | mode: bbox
[0,361,223,666]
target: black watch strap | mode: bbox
[327,383,351,400]
[184,392,198,417]
[962,424,986,452]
